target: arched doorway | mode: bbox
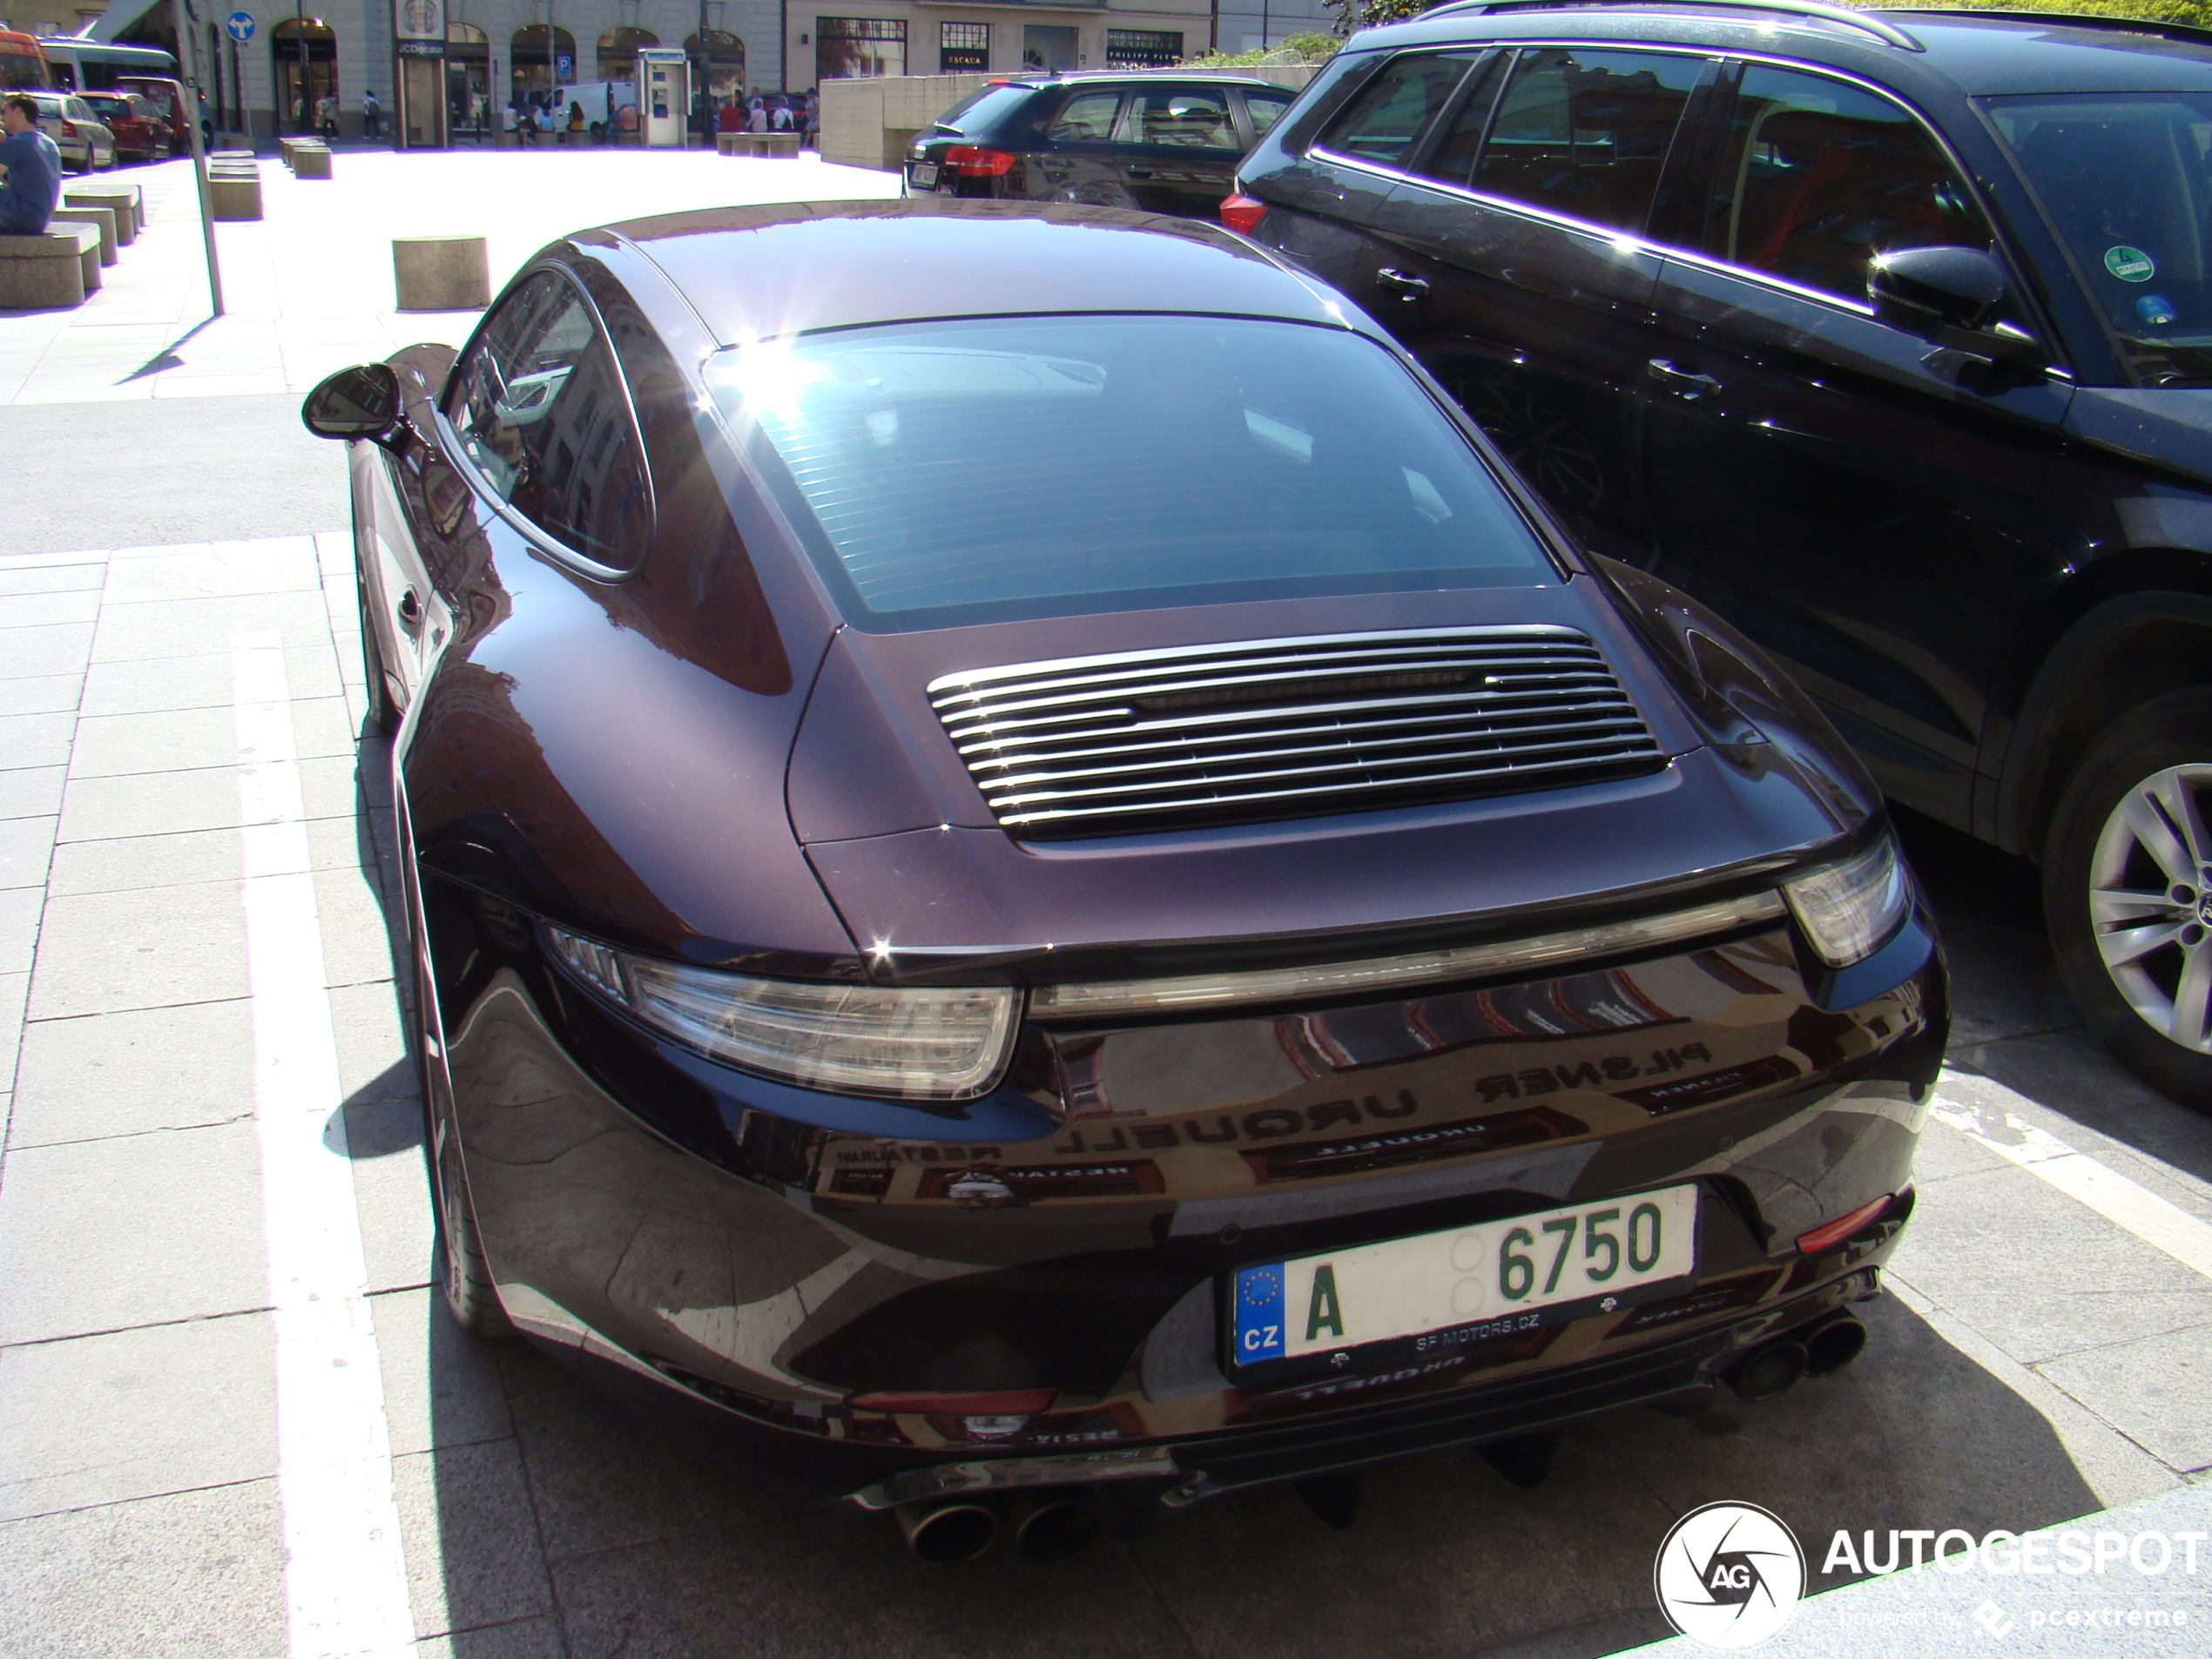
[596,25,658,81]
[682,30,744,102]
[445,22,489,138]
[271,17,338,136]
[509,24,574,111]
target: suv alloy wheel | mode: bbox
[2047,689,2212,1106]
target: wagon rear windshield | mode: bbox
[705,314,1554,630]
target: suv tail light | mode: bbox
[1220,193,1269,236]
[943,144,1017,176]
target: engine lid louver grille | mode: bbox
[927,627,1667,839]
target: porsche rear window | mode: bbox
[705,315,1552,629]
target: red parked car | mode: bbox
[79,91,168,162]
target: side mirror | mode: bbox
[1867,246,2043,367]
[301,362,402,442]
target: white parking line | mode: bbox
[233,631,416,1659]
[1931,1076,2212,1283]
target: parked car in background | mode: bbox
[298,199,1944,1560]
[904,72,1298,217]
[1231,0,2212,1107]
[24,90,113,172]
[78,90,167,162]
[114,74,199,152]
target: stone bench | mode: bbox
[64,182,139,242]
[292,144,332,179]
[49,203,117,266]
[718,132,802,157]
[393,234,489,310]
[0,221,102,308]
[209,172,263,220]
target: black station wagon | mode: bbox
[1231,0,2212,1107]
[905,72,1298,217]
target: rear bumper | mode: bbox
[844,1252,1892,1510]
[428,873,1945,1494]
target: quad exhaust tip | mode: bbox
[1804,1312,1869,1377]
[896,1496,999,1563]
[896,1492,1105,1563]
[1727,1312,1871,1402]
[1006,1491,1103,1563]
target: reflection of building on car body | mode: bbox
[299,200,1945,1561]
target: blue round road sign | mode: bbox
[225,10,254,41]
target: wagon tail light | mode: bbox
[543,925,1019,1101]
[1781,833,1912,968]
[1219,193,1269,236]
[942,144,1016,176]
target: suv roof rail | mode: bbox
[1879,6,2212,49]
[1421,0,1925,51]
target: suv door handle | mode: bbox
[1376,266,1429,299]
[397,588,423,631]
[1648,359,1722,399]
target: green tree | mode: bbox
[1327,0,1432,33]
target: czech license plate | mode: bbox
[1231,1184,1698,1367]
[909,162,939,190]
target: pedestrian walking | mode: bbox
[316,91,339,141]
[0,94,62,234]
[361,88,383,140]
[746,96,767,134]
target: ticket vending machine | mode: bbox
[636,46,689,148]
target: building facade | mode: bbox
[94,0,1277,147]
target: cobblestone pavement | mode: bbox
[2,152,2209,1659]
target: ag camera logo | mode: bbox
[1654,1501,1807,1648]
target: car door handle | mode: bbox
[1124,166,1156,179]
[1376,266,1429,299]
[397,588,422,631]
[1648,359,1722,399]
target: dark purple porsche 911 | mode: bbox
[300,199,1946,1562]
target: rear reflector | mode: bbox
[1219,193,1269,235]
[943,144,1017,176]
[850,1389,1057,1414]
[1795,1194,1894,1256]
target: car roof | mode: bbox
[988,71,1285,91]
[604,200,1362,347]
[1357,3,2212,96]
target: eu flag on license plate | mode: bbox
[1233,1264,1285,1363]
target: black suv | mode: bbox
[905,72,1297,217]
[1233,0,2212,1106]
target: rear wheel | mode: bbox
[434,1130,513,1339]
[2045,687,2212,1109]
[406,842,511,1339]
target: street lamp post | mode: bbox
[171,0,225,314]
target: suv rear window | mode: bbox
[1474,49,1703,233]
[931,83,1035,135]
[707,315,1552,629]
[1322,51,1481,169]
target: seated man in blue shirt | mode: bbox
[0,95,64,235]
